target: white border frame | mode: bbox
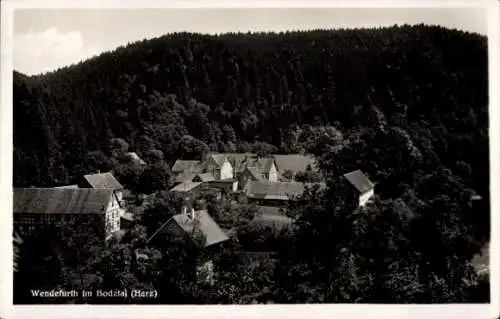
[1,1,498,318]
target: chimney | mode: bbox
[181,196,191,215]
[97,169,101,174]
[189,208,196,220]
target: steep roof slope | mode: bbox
[13,188,113,215]
[83,172,124,189]
[171,160,202,173]
[343,170,374,193]
[148,210,229,247]
[272,154,316,174]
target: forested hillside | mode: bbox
[13,24,490,303]
[13,24,487,192]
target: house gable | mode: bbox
[267,160,278,182]
[220,160,234,180]
[146,210,229,248]
[82,172,124,190]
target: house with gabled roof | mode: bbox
[146,208,229,249]
[272,154,317,180]
[221,153,278,181]
[79,171,125,207]
[218,153,257,176]
[238,166,265,190]
[13,188,123,239]
[172,153,279,191]
[342,170,375,207]
[203,153,278,185]
[204,154,234,180]
[253,157,279,181]
[145,203,229,284]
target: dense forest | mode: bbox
[13,24,490,303]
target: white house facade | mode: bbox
[359,188,375,207]
[220,160,234,180]
[105,191,124,235]
[267,162,279,182]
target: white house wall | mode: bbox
[106,196,123,235]
[220,160,234,180]
[268,162,279,182]
[359,189,375,207]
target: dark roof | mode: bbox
[83,172,123,190]
[244,181,310,200]
[174,172,196,183]
[272,154,316,175]
[193,173,216,182]
[170,181,203,192]
[203,153,276,174]
[245,167,265,181]
[171,160,202,173]
[13,188,113,215]
[149,210,229,248]
[207,154,227,167]
[343,170,374,193]
[253,158,275,172]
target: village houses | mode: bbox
[14,152,376,264]
[169,153,378,210]
[170,153,319,190]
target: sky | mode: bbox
[13,7,488,76]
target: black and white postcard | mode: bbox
[1,0,498,318]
